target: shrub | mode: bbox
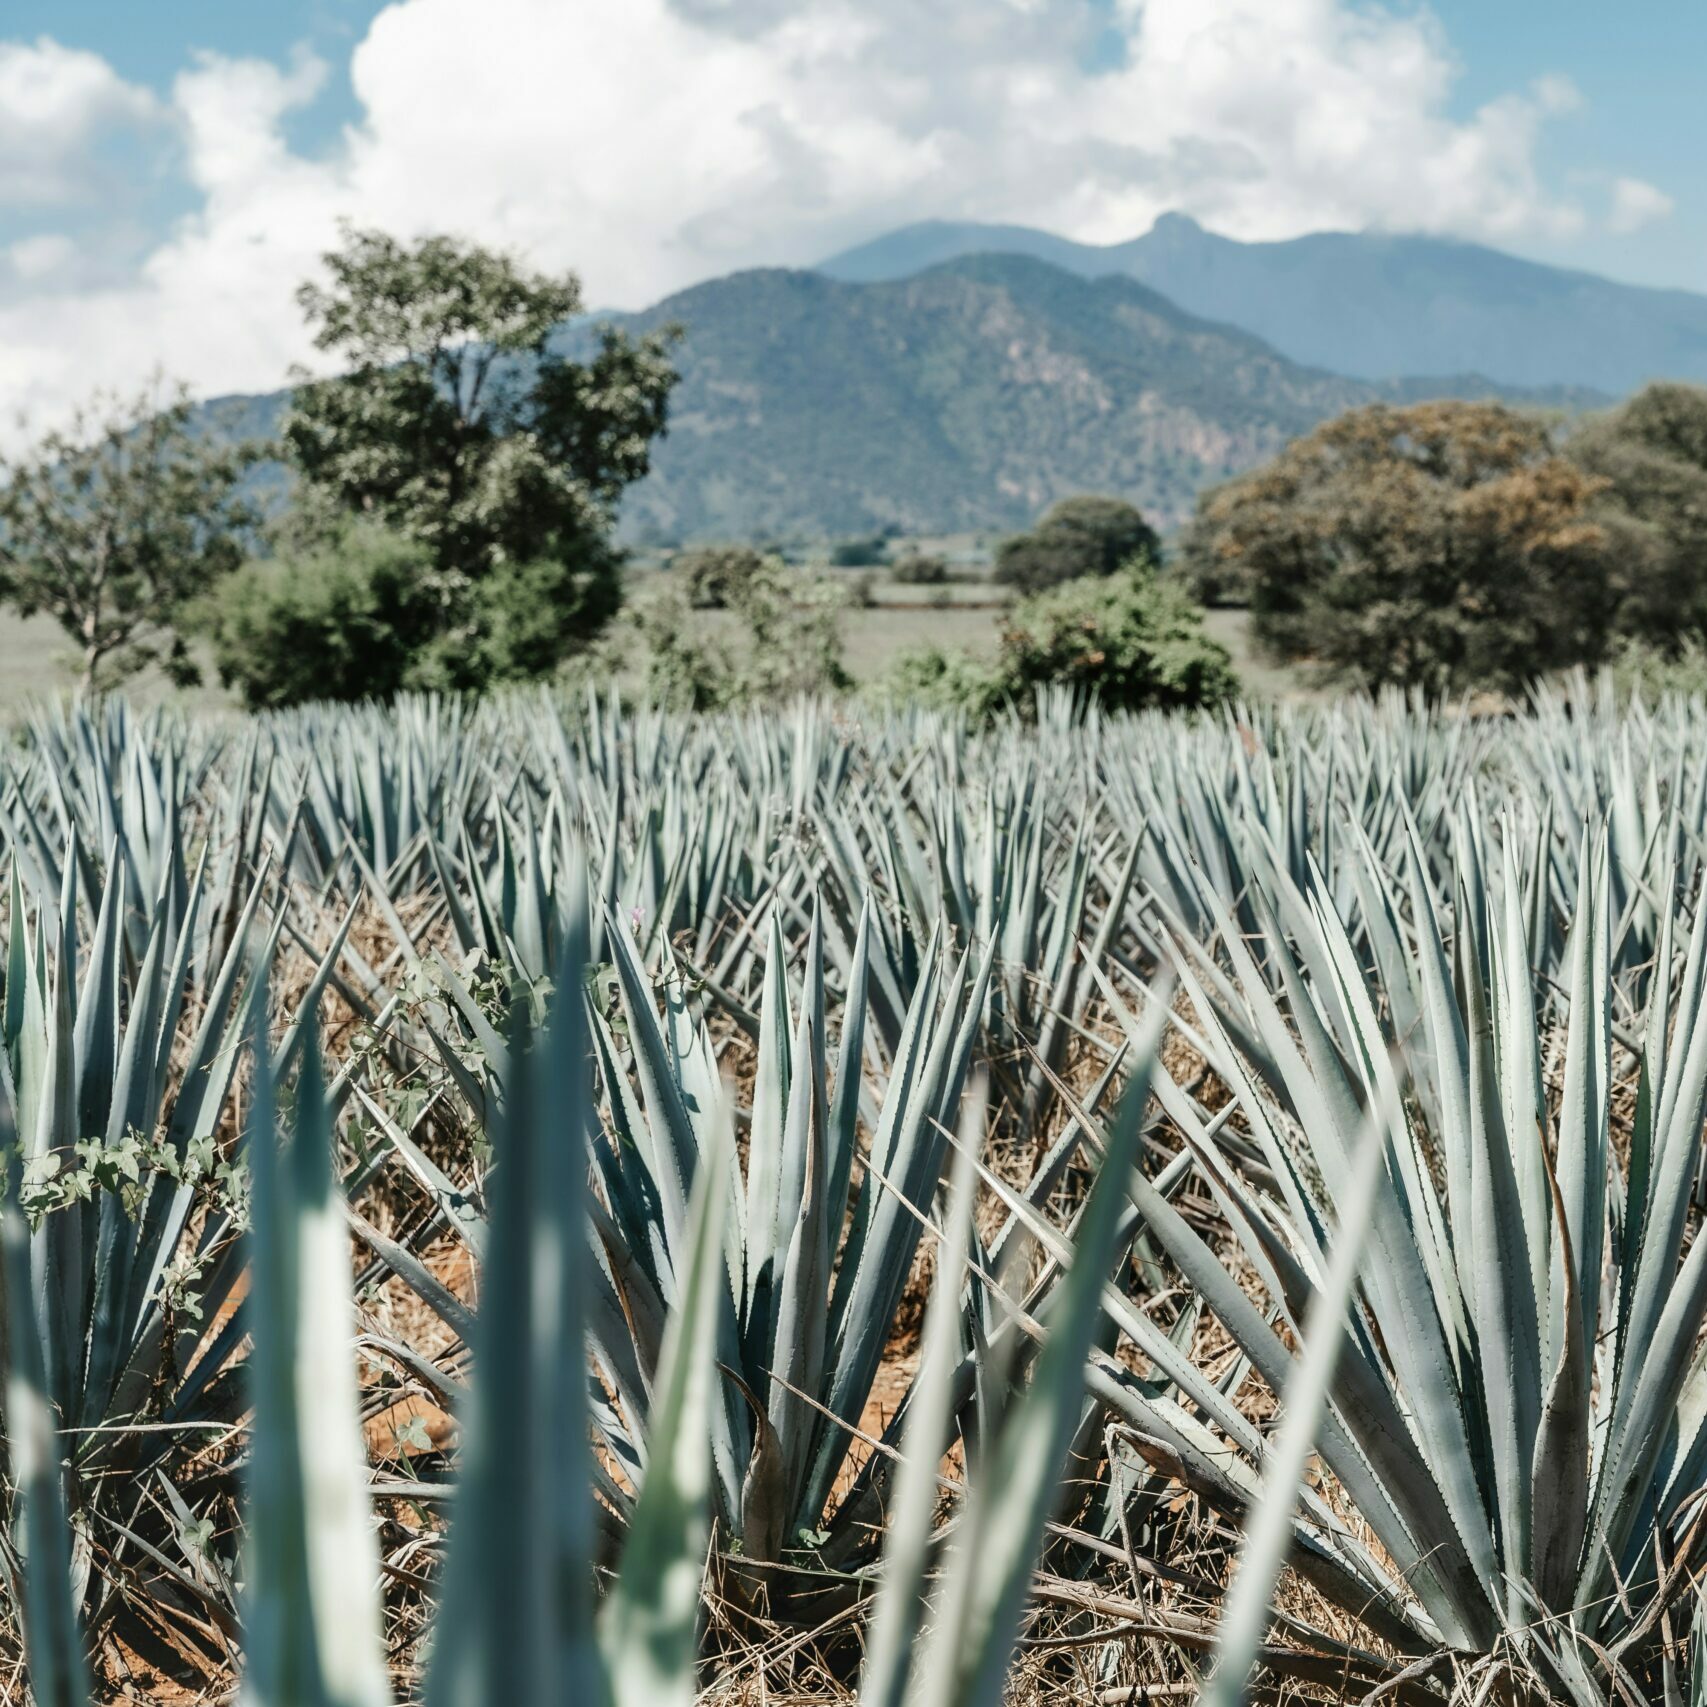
[636,557,851,709]
[830,535,889,567]
[204,525,626,708]
[673,544,770,609]
[879,643,1006,715]
[457,549,626,686]
[200,527,434,708]
[1609,637,1707,702]
[993,495,1160,594]
[998,567,1237,711]
[890,551,951,585]
[883,567,1235,716]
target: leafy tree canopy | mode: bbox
[275,226,677,694]
[1173,400,1616,692]
[1567,382,1707,648]
[993,495,1160,594]
[0,384,255,693]
[672,544,769,609]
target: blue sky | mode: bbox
[1427,0,1706,292]
[0,0,1700,431]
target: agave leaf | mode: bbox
[859,1085,984,1707]
[1,1135,90,1707]
[600,1092,735,1707]
[240,981,391,1707]
[425,894,604,1706]
[1201,1089,1388,1707]
[902,1006,1158,1707]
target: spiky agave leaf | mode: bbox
[872,999,1160,1707]
[240,978,391,1707]
[1199,1091,1387,1707]
[1,1147,89,1707]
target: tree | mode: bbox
[1173,401,1616,692]
[0,385,254,693]
[1567,383,1707,647]
[890,550,950,584]
[830,536,889,568]
[673,544,768,609]
[886,566,1235,717]
[276,226,677,693]
[993,495,1160,594]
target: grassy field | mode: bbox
[0,612,229,713]
[0,586,1285,712]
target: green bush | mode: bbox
[993,496,1160,594]
[878,643,1006,715]
[673,544,769,609]
[204,527,624,708]
[830,535,889,568]
[884,567,1235,716]
[199,527,433,708]
[634,557,852,709]
[890,551,951,585]
[1608,638,1707,702]
[999,567,1237,711]
[418,548,624,691]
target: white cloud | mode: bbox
[0,1,1674,437]
[1609,175,1674,235]
[0,37,160,207]
[8,233,76,282]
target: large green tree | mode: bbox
[1567,382,1707,647]
[1173,401,1616,692]
[274,226,677,693]
[993,495,1160,594]
[0,385,255,694]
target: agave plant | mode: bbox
[0,777,365,1685]
[1109,816,1707,1698]
[410,884,1000,1573]
[8,670,1707,1705]
[6,888,1229,1707]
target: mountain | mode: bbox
[200,251,1601,545]
[819,215,1707,396]
[574,253,1595,541]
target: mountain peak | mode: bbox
[1147,210,1206,238]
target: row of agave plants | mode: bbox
[2,680,1707,1702]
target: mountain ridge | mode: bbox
[195,249,1612,546]
[819,215,1707,395]
[570,253,1602,540]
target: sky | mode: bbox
[0,0,1701,440]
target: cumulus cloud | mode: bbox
[0,37,161,207]
[0,0,1677,436]
[1609,175,1674,235]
